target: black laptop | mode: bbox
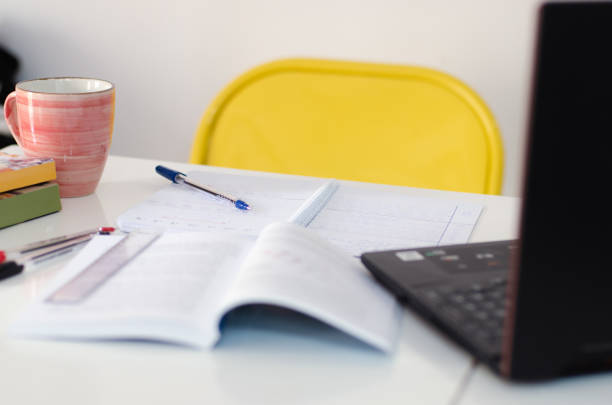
[361,2,612,381]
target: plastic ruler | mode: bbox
[46,232,160,304]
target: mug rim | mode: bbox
[16,77,115,95]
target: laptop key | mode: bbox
[413,276,508,357]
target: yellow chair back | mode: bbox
[190,59,503,194]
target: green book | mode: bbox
[0,182,62,229]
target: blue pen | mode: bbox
[155,165,251,211]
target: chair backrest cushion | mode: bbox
[191,59,503,194]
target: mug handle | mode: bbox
[3,91,22,147]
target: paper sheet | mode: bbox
[117,171,482,256]
[118,171,322,235]
[308,185,482,256]
[222,222,402,352]
[11,232,254,348]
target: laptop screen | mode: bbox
[504,2,612,379]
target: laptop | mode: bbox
[361,2,612,381]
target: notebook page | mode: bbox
[117,172,322,235]
[219,222,402,353]
[307,184,483,256]
[11,232,254,348]
[117,171,483,257]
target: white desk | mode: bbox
[0,153,552,405]
[458,365,612,405]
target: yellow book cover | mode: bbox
[0,152,57,193]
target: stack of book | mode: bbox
[0,152,61,229]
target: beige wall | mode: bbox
[0,0,542,195]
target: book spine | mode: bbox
[0,183,62,229]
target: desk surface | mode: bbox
[1,153,607,405]
[458,365,612,405]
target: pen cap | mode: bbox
[155,165,185,183]
[0,261,24,281]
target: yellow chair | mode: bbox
[190,59,503,194]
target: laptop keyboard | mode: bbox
[413,276,507,358]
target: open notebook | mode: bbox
[11,223,403,351]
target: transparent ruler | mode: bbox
[47,232,160,304]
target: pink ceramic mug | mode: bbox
[3,77,115,197]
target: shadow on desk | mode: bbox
[218,305,382,352]
[214,305,391,403]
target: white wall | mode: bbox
[0,0,541,196]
